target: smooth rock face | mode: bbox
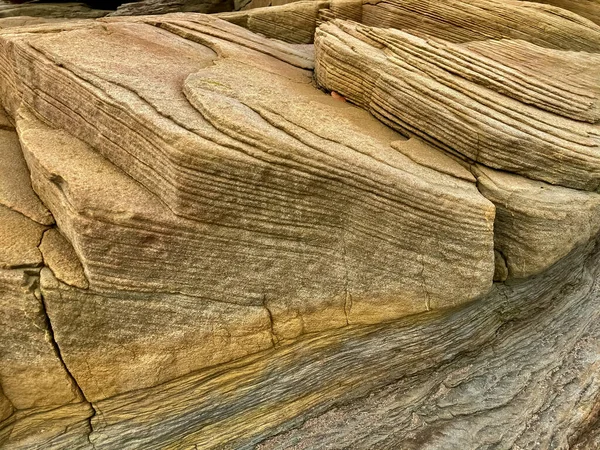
[0,125,53,225]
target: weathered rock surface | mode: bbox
[109,0,233,16]
[1,1,600,449]
[315,20,600,191]
[360,0,600,52]
[0,2,110,19]
[523,0,600,25]
[474,165,600,279]
[0,13,498,401]
[0,117,83,416]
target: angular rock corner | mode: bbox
[0,0,599,448]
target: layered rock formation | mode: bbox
[314,17,600,281]
[0,2,110,20]
[0,0,599,449]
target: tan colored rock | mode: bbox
[0,6,599,449]
[0,2,109,19]
[41,268,273,401]
[0,14,498,398]
[0,387,12,423]
[0,110,81,414]
[493,249,508,282]
[0,127,53,225]
[219,1,330,44]
[315,20,600,190]
[0,106,11,128]
[390,138,475,183]
[0,204,44,269]
[522,0,600,25]
[0,16,82,29]
[109,0,233,16]
[361,0,600,52]
[474,165,600,279]
[0,402,93,450]
[0,267,82,409]
[8,16,494,325]
[39,228,88,289]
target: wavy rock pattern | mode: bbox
[1,3,600,449]
[0,2,110,19]
[0,15,496,402]
[315,20,600,190]
[361,0,600,52]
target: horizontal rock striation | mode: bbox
[474,165,600,279]
[0,14,497,402]
[19,231,598,450]
[109,0,233,16]
[315,20,600,191]
[361,0,600,52]
[0,2,111,19]
[1,3,600,449]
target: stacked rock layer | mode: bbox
[0,0,599,448]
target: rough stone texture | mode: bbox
[474,165,600,279]
[0,2,110,19]
[1,2,600,449]
[0,268,82,410]
[109,0,233,16]
[0,402,93,450]
[361,0,600,52]
[523,0,600,25]
[0,124,53,225]
[7,234,595,450]
[0,15,497,398]
[39,228,88,289]
[0,386,12,423]
[219,0,331,44]
[256,239,600,450]
[0,117,83,414]
[315,20,600,191]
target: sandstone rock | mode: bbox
[1,5,600,449]
[474,165,600,279]
[0,402,93,450]
[0,268,82,410]
[219,0,331,44]
[34,235,598,449]
[0,16,83,29]
[0,125,53,225]
[0,204,44,268]
[256,239,600,450]
[13,35,493,399]
[39,228,88,289]
[315,20,600,190]
[361,0,600,52]
[0,2,110,19]
[5,16,494,333]
[523,0,600,25]
[0,387,11,423]
[109,0,233,16]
